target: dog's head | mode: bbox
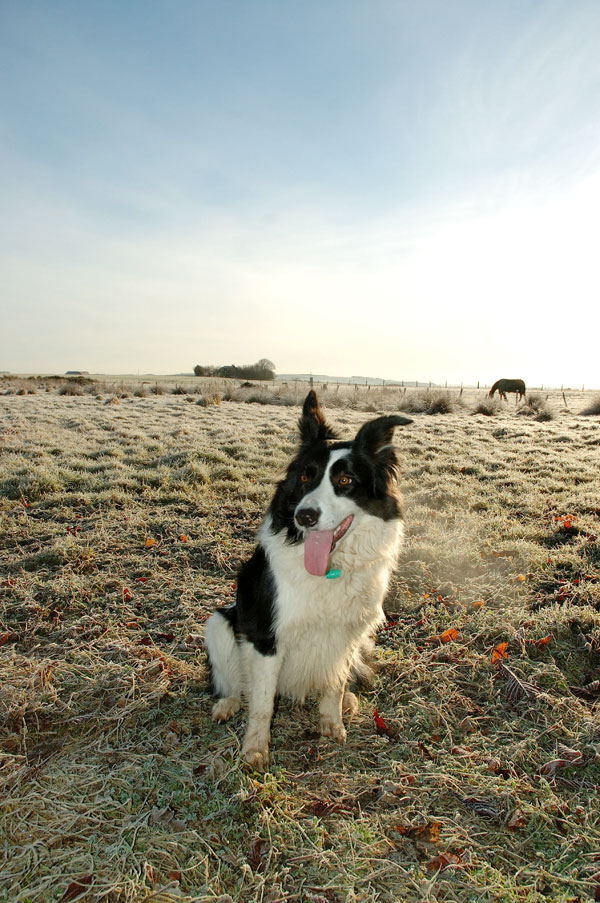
[270,391,412,574]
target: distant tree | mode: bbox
[214,359,276,381]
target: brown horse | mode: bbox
[489,378,526,402]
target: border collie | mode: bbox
[204,391,411,769]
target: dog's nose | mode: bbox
[295,507,320,528]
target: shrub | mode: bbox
[399,391,455,415]
[59,383,84,396]
[581,395,600,416]
[196,393,222,407]
[517,392,554,422]
[473,398,500,416]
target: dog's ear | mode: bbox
[354,414,412,457]
[299,390,337,446]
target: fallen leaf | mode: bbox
[248,835,267,872]
[145,537,157,547]
[394,821,442,843]
[179,534,189,542]
[492,642,509,665]
[461,796,501,820]
[507,809,528,830]
[426,627,460,645]
[418,740,435,761]
[0,632,15,647]
[373,708,398,739]
[530,635,553,647]
[426,851,463,871]
[501,664,539,703]
[570,680,600,699]
[59,875,93,902]
[557,744,584,763]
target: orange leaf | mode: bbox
[491,642,509,664]
[145,537,157,547]
[179,534,189,542]
[532,635,553,647]
[440,627,460,643]
[426,627,460,645]
[394,821,441,843]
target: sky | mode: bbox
[1,0,599,387]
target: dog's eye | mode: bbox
[300,473,310,483]
[337,474,353,487]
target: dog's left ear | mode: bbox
[354,414,412,456]
[299,390,337,446]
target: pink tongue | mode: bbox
[304,529,335,576]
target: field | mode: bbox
[1,377,599,903]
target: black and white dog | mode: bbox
[205,391,411,768]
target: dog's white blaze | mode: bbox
[257,508,403,701]
[294,447,351,532]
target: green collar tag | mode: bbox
[325,569,342,580]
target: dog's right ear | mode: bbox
[299,390,337,446]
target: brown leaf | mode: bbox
[303,798,349,817]
[557,744,584,763]
[540,758,570,778]
[394,820,441,843]
[418,740,435,761]
[507,809,528,830]
[248,835,268,873]
[501,664,539,703]
[426,851,463,872]
[461,796,502,820]
[0,632,15,647]
[570,680,600,699]
[59,875,93,902]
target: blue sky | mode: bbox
[1,0,599,385]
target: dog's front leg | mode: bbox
[319,683,347,742]
[241,643,280,770]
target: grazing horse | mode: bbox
[489,378,526,402]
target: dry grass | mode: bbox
[1,381,599,903]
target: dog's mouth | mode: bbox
[303,515,354,576]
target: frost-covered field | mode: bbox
[1,381,599,902]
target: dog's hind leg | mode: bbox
[205,610,242,722]
[240,643,280,770]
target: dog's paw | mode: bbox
[242,746,270,771]
[342,690,359,715]
[319,717,347,742]
[212,696,241,722]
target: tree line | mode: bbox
[193,358,275,381]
